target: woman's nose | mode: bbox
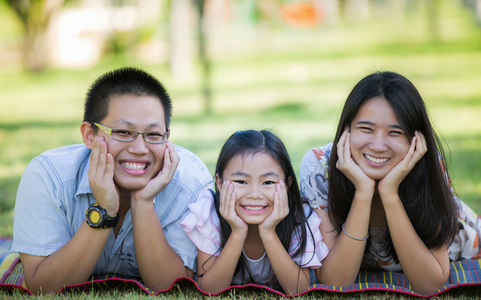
[369,133,389,152]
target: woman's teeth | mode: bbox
[364,154,389,164]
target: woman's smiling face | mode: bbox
[349,96,411,180]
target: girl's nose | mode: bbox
[247,184,263,199]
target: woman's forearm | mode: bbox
[382,195,450,295]
[317,191,372,286]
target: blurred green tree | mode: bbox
[5,0,65,72]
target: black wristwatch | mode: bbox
[85,203,119,229]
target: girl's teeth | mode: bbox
[245,206,263,211]
[365,154,389,164]
[122,162,147,170]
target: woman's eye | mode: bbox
[389,131,404,136]
[359,127,373,132]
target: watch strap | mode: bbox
[101,213,120,228]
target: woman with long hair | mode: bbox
[300,71,480,294]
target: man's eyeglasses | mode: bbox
[93,122,169,144]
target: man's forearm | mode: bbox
[22,222,110,294]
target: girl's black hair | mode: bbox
[205,130,313,292]
[328,71,458,263]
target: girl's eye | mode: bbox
[263,181,276,185]
[232,180,246,184]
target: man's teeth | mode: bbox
[122,162,147,170]
[245,206,264,211]
[365,154,389,164]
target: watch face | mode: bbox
[88,209,102,226]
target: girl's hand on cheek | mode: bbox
[88,136,119,215]
[378,131,427,199]
[219,181,247,235]
[132,141,179,203]
[259,180,289,235]
[336,128,375,193]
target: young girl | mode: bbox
[181,130,328,294]
[300,71,481,295]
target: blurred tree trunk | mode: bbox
[169,0,193,77]
[7,0,64,72]
[477,0,481,25]
[426,0,440,42]
[192,0,212,115]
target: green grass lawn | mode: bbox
[1,0,481,298]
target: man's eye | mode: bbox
[113,130,133,137]
[146,132,164,138]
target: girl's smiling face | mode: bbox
[216,151,285,225]
[349,96,411,180]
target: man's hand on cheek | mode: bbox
[88,136,120,215]
[132,141,180,203]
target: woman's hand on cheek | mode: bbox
[259,180,289,235]
[88,136,119,215]
[378,131,427,199]
[132,141,180,203]
[219,181,248,235]
[336,128,375,193]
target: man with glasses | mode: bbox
[12,67,213,294]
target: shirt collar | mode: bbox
[75,153,93,198]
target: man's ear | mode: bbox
[214,173,223,190]
[80,121,95,149]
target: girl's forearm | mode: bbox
[197,232,245,293]
[261,231,310,294]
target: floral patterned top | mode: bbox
[299,143,481,271]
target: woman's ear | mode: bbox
[214,173,223,190]
[80,121,95,149]
[287,176,293,188]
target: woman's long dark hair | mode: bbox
[207,130,313,291]
[328,71,458,263]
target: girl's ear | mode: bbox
[287,176,293,188]
[81,121,95,149]
[214,173,223,190]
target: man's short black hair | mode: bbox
[84,67,172,130]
